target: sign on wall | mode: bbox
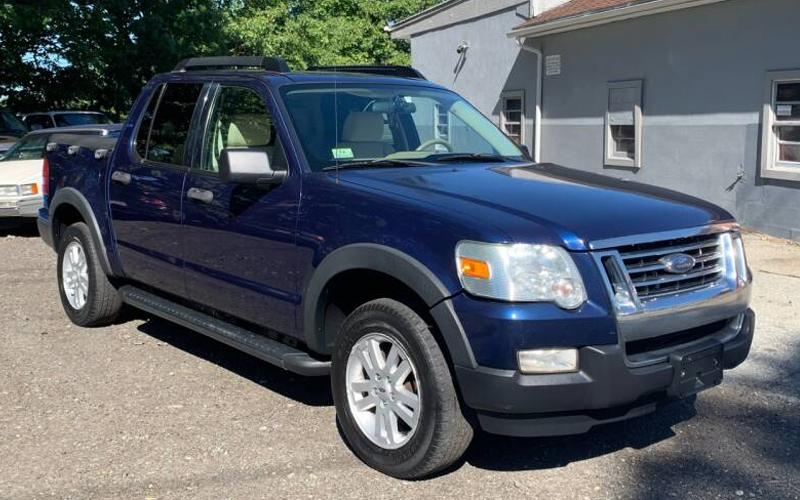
[546,55,561,76]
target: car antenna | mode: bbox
[334,64,340,184]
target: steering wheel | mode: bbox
[416,138,453,152]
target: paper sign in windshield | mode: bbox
[332,148,354,160]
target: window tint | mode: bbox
[146,83,203,165]
[135,84,164,159]
[201,85,278,173]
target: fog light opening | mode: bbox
[518,348,578,374]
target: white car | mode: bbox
[0,125,121,223]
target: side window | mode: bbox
[135,84,163,159]
[761,70,800,182]
[500,91,524,145]
[26,115,54,130]
[605,80,643,169]
[146,83,204,166]
[201,85,278,173]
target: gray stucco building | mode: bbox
[388,0,800,241]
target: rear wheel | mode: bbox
[57,222,122,326]
[332,299,473,479]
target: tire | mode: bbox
[332,298,473,479]
[57,222,122,327]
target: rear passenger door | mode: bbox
[108,81,205,297]
[181,80,300,335]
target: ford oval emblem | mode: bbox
[659,253,696,274]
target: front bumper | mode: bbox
[0,196,43,218]
[456,308,754,437]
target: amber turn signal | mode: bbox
[459,257,491,279]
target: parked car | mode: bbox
[22,110,113,131]
[39,57,754,479]
[0,124,121,225]
[0,108,29,155]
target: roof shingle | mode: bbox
[515,0,659,28]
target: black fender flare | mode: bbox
[303,243,477,369]
[49,187,114,276]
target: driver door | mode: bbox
[181,81,300,335]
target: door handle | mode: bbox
[111,171,131,185]
[187,187,214,204]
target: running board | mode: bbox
[119,285,330,376]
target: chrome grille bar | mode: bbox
[613,233,725,301]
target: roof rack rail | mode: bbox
[173,56,291,73]
[306,65,427,80]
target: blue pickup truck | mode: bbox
[39,56,754,478]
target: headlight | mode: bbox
[455,241,587,309]
[0,185,19,197]
[19,183,39,196]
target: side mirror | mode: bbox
[518,144,532,159]
[218,148,287,185]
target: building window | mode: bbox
[605,80,643,169]
[761,70,800,182]
[434,104,450,141]
[500,91,525,145]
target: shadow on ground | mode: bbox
[624,345,800,499]
[135,315,333,407]
[132,311,695,474]
[0,220,39,238]
[130,310,798,493]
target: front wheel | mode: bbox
[332,299,473,479]
[57,222,122,327]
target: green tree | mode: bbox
[0,0,437,116]
[225,0,438,69]
[1,0,230,117]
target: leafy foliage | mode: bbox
[0,0,437,117]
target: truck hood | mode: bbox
[339,163,733,250]
[0,159,43,187]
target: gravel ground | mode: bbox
[0,223,798,500]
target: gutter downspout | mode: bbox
[516,38,542,163]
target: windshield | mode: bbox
[0,134,47,161]
[281,84,525,172]
[54,113,111,127]
[0,110,29,137]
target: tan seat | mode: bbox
[228,114,272,147]
[208,113,273,172]
[337,112,394,158]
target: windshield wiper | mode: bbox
[323,159,435,171]
[430,153,510,163]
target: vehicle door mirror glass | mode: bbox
[219,148,286,185]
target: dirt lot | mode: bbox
[0,223,798,500]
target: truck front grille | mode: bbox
[616,233,724,301]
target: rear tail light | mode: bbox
[42,156,49,203]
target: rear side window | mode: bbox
[25,115,54,130]
[139,83,203,166]
[135,84,164,159]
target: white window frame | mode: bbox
[604,80,643,169]
[433,103,450,141]
[761,69,800,182]
[500,90,525,145]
